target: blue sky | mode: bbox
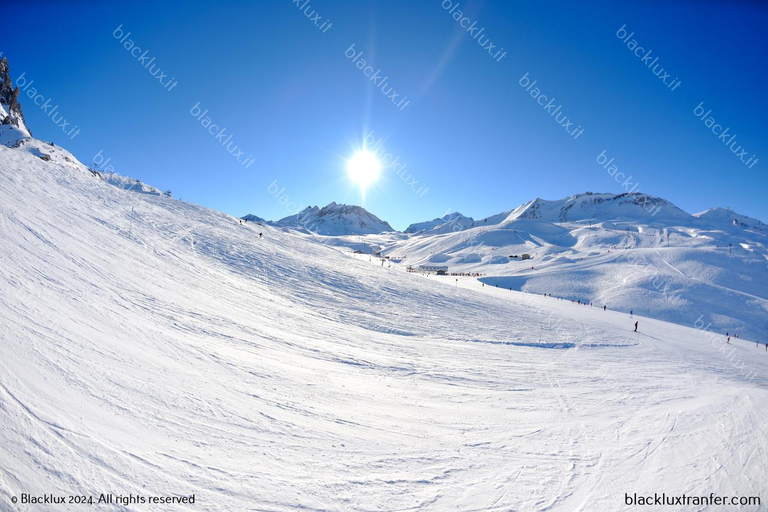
[3,0,767,230]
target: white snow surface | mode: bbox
[2,145,768,510]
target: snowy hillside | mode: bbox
[3,140,768,510]
[241,191,767,339]
[272,201,394,235]
[91,170,165,196]
[360,192,768,341]
[695,207,768,231]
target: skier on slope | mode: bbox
[603,305,607,311]
[634,321,638,332]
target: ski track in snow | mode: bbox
[1,146,768,511]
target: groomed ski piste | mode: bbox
[2,141,768,511]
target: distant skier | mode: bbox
[630,310,633,316]
[727,336,731,344]
[634,321,638,332]
[603,305,607,311]
[259,232,263,238]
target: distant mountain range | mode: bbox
[244,192,766,237]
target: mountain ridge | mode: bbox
[243,191,766,236]
[270,201,395,236]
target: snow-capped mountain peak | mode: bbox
[504,192,689,224]
[404,212,476,234]
[274,202,394,235]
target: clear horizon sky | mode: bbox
[3,0,767,230]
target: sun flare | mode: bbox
[347,150,381,190]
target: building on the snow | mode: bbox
[419,265,448,275]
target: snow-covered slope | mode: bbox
[273,201,394,235]
[4,139,768,509]
[368,193,768,340]
[695,207,767,231]
[91,170,164,196]
[3,143,768,510]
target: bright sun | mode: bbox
[347,151,381,189]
